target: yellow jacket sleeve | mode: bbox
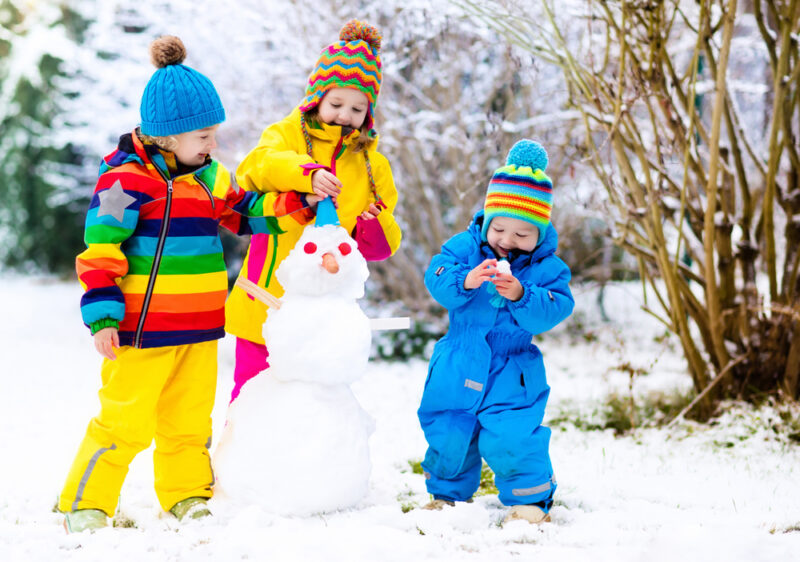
[370,150,402,256]
[236,116,316,195]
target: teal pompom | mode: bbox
[506,139,548,172]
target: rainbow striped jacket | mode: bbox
[77,131,314,349]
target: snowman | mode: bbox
[213,199,375,516]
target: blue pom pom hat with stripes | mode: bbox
[481,139,553,242]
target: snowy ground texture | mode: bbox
[2,275,800,561]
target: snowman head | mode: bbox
[276,224,369,299]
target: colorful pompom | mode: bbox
[339,19,382,52]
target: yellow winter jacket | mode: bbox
[225,107,402,343]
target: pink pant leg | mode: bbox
[230,337,269,403]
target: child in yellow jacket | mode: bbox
[59,36,320,533]
[226,19,402,401]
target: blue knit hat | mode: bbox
[139,36,226,136]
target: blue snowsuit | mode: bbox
[418,211,574,508]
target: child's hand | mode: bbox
[311,169,342,201]
[492,271,524,301]
[359,203,381,220]
[94,326,119,360]
[306,193,323,206]
[464,259,498,290]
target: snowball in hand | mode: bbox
[497,259,511,275]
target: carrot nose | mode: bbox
[321,252,339,273]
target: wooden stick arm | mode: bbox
[235,277,282,309]
[235,277,410,331]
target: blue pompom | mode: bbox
[506,139,548,171]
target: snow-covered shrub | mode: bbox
[463,0,800,408]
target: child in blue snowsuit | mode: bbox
[418,140,574,524]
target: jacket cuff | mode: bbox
[300,163,330,176]
[279,191,315,224]
[90,318,119,335]
[508,281,532,308]
[454,266,474,299]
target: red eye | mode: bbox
[304,242,317,254]
[338,243,352,256]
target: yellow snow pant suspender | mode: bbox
[58,341,218,516]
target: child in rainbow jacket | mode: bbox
[418,140,574,525]
[225,20,402,402]
[58,36,320,533]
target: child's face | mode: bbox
[486,216,539,257]
[317,88,369,129]
[174,125,219,166]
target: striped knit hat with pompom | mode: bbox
[299,20,382,130]
[481,140,554,242]
[139,36,225,137]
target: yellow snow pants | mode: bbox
[58,340,217,516]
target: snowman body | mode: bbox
[213,224,374,515]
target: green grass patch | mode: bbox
[475,462,498,496]
[550,388,694,435]
[405,458,498,498]
[112,515,136,528]
[407,459,424,475]
[396,488,419,513]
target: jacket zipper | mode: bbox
[132,164,213,347]
[134,178,173,348]
[195,176,214,208]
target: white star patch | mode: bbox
[96,179,136,223]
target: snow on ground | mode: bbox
[1,275,799,561]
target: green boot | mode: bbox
[169,497,211,521]
[63,509,109,533]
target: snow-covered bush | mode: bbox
[463,0,800,408]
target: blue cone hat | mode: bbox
[314,197,340,226]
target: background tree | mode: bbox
[2,0,611,324]
[0,1,90,272]
[462,0,800,412]
[367,5,582,312]
[1,0,636,370]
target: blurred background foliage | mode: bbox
[3,1,797,411]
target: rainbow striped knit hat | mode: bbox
[299,20,382,130]
[481,140,554,242]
